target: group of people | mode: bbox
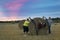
[22,17,53,35]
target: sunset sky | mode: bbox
[0,0,60,21]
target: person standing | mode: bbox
[46,17,53,34]
[23,19,30,34]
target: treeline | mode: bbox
[0,17,60,23]
[52,17,60,23]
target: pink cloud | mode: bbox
[14,0,28,3]
[0,12,24,21]
[5,0,28,11]
[9,12,18,16]
[30,0,40,3]
[5,2,23,11]
[9,16,17,20]
[3,0,29,20]
[0,12,3,15]
[4,0,28,15]
[0,12,4,17]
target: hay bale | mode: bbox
[29,21,37,35]
[38,19,49,35]
[29,18,49,35]
[18,20,25,29]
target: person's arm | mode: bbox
[28,17,32,22]
[51,19,54,24]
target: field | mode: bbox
[0,23,60,40]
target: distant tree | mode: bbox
[52,17,60,23]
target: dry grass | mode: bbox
[0,23,60,40]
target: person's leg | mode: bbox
[26,27,29,34]
[48,25,51,34]
[23,26,26,34]
[36,27,39,35]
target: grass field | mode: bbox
[0,23,60,40]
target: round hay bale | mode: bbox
[29,22,36,35]
[29,18,49,35]
[18,20,25,29]
[38,20,48,35]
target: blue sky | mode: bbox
[0,0,60,21]
[20,0,60,18]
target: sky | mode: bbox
[0,0,60,21]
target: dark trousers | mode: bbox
[48,25,51,34]
[23,26,29,33]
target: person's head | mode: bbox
[29,17,31,19]
[49,17,51,19]
[26,18,29,21]
[42,16,45,19]
[28,17,32,21]
[42,16,47,20]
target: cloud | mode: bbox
[0,12,4,17]
[0,0,29,21]
[5,2,23,11]
[5,0,28,11]
[14,0,28,3]
[4,0,28,19]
